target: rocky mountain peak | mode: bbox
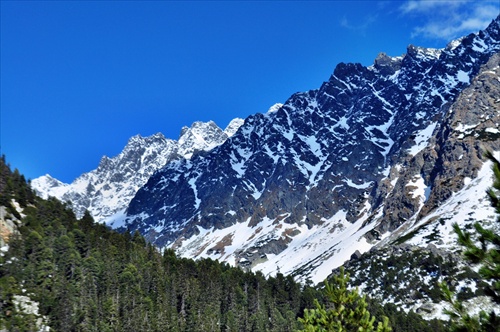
[30,175,67,199]
[446,37,464,51]
[372,52,403,75]
[406,44,442,60]
[331,62,367,80]
[224,118,245,137]
[266,103,284,114]
[126,132,167,146]
[178,120,236,159]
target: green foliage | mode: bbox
[0,155,35,222]
[298,267,391,332]
[441,151,500,331]
[339,245,471,308]
[440,282,485,331]
[366,301,448,332]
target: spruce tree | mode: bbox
[298,267,391,332]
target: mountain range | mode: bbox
[32,118,244,224]
[32,15,500,316]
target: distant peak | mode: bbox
[127,132,166,146]
[446,37,464,51]
[41,173,55,180]
[128,133,143,142]
[406,44,442,59]
[267,103,283,114]
[224,118,245,137]
[31,174,68,196]
[332,62,366,79]
[193,120,217,127]
[179,120,222,140]
[372,52,403,75]
[151,132,166,139]
[374,52,403,63]
[144,132,167,144]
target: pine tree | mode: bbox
[298,267,391,332]
[441,151,500,331]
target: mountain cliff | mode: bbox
[117,16,500,285]
[31,119,243,224]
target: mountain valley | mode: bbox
[30,15,500,321]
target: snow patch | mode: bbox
[401,156,497,248]
[408,122,437,156]
[188,175,202,210]
[456,70,470,83]
[486,127,500,134]
[406,175,430,211]
[267,103,284,114]
[455,122,478,132]
[344,178,373,190]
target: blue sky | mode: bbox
[1,1,499,183]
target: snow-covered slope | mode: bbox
[338,151,500,319]
[31,119,243,223]
[118,16,500,285]
[394,157,497,251]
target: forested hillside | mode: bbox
[0,156,447,331]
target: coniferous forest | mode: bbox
[0,155,450,331]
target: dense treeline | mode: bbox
[0,155,36,219]
[1,201,311,331]
[0,156,446,331]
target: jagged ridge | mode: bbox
[31,119,244,224]
[120,16,500,287]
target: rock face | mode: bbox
[376,51,500,247]
[421,52,500,216]
[118,16,500,283]
[31,120,243,223]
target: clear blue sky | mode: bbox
[1,1,499,183]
